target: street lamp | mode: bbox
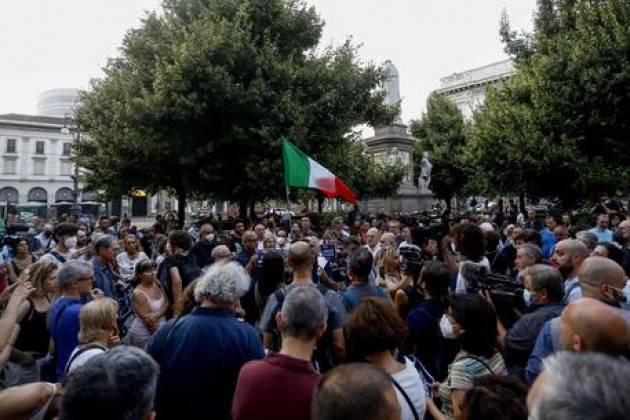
[61,115,81,216]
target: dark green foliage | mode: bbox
[467,0,630,208]
[411,93,467,206]
[76,0,402,225]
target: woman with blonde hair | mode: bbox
[8,262,58,383]
[64,298,120,375]
[117,235,148,282]
[14,261,58,358]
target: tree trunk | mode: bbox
[249,202,256,220]
[239,200,248,220]
[176,187,187,229]
[317,196,323,213]
[519,192,526,214]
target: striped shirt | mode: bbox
[438,351,507,419]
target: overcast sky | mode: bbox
[0,0,536,123]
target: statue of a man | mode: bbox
[419,151,433,192]
[383,60,403,123]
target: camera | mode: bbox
[399,244,424,272]
[460,263,525,328]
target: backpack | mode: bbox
[159,254,201,302]
[271,283,336,372]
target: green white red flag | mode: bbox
[282,138,357,204]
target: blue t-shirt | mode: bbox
[341,282,389,312]
[48,297,83,380]
[147,307,264,420]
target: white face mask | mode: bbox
[64,236,78,249]
[523,289,532,307]
[439,314,457,339]
[205,233,215,243]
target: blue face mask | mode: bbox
[523,289,532,307]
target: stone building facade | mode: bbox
[435,59,515,118]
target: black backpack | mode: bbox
[272,283,337,372]
[158,254,201,302]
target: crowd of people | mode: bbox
[0,200,629,419]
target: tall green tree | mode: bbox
[410,93,467,207]
[76,0,399,225]
[468,0,630,208]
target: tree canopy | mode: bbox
[467,0,630,208]
[410,93,467,207]
[76,0,402,224]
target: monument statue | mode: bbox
[387,146,401,165]
[418,151,433,193]
[383,60,403,123]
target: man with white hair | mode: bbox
[364,228,381,258]
[59,346,159,420]
[527,352,630,420]
[146,262,264,420]
[233,285,327,420]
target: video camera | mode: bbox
[460,263,525,328]
[398,244,424,272]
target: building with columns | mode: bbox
[0,113,77,214]
[435,59,515,118]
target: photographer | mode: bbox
[489,264,565,377]
[442,224,490,294]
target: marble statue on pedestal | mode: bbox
[418,151,433,193]
[383,60,403,123]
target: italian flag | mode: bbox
[282,138,357,204]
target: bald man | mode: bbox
[560,297,630,354]
[579,256,628,305]
[525,256,630,383]
[260,241,346,372]
[211,245,232,264]
[551,239,589,304]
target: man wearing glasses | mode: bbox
[48,261,104,381]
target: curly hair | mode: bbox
[24,261,58,297]
[344,297,408,362]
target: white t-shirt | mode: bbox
[391,357,427,420]
[39,249,73,270]
[117,252,148,281]
[66,345,107,374]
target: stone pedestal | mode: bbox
[361,123,433,214]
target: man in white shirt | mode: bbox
[39,223,79,269]
[364,228,381,258]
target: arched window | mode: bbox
[27,187,48,203]
[56,187,74,202]
[0,187,19,204]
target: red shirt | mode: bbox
[232,352,320,420]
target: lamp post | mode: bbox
[60,116,81,216]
